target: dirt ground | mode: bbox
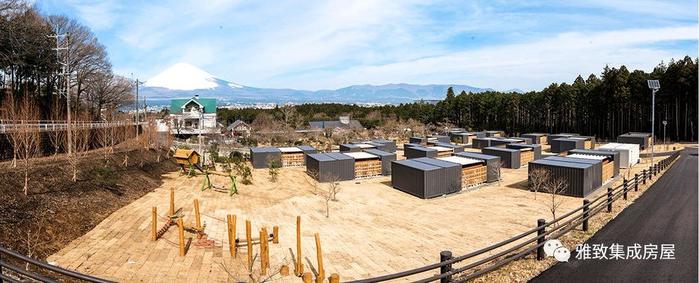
[0,144,178,263]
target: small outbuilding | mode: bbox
[391,157,462,199]
[432,142,465,153]
[429,135,451,143]
[278,147,307,167]
[506,143,542,163]
[617,132,652,149]
[549,138,585,153]
[450,132,477,144]
[521,133,548,144]
[340,143,373,152]
[306,152,355,182]
[482,147,525,169]
[343,151,384,178]
[545,156,604,187]
[568,149,620,181]
[548,133,579,144]
[438,155,488,187]
[484,130,505,137]
[363,149,397,176]
[404,145,438,159]
[454,152,502,182]
[370,139,397,153]
[598,143,640,168]
[528,157,601,197]
[250,147,282,168]
[173,148,201,168]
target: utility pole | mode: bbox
[131,74,140,139]
[50,33,72,155]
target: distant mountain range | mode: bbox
[140,63,521,106]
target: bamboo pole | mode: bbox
[194,199,201,230]
[315,233,324,283]
[227,215,236,257]
[151,207,157,241]
[169,188,175,216]
[273,226,279,244]
[295,216,303,276]
[246,220,252,271]
[177,218,185,256]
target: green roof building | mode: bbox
[169,95,219,135]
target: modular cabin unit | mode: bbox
[506,143,542,163]
[454,152,502,182]
[278,146,314,167]
[405,145,438,159]
[364,149,396,176]
[617,132,652,149]
[433,142,465,154]
[340,143,365,152]
[549,138,585,153]
[545,156,604,188]
[403,143,420,151]
[521,133,548,145]
[390,158,462,199]
[371,139,397,153]
[305,153,355,182]
[529,158,600,197]
[450,132,477,144]
[409,136,437,145]
[427,146,459,157]
[472,138,499,149]
[598,143,640,168]
[343,152,383,178]
[481,147,525,169]
[438,156,488,187]
[568,149,620,181]
[484,130,505,137]
[494,138,527,146]
[429,135,451,143]
[548,133,579,144]
[250,147,282,169]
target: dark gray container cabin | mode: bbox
[482,147,523,169]
[450,132,477,144]
[548,133,579,144]
[371,139,397,153]
[568,149,620,180]
[549,138,585,153]
[305,153,355,182]
[250,147,282,169]
[545,156,603,188]
[404,146,438,159]
[506,143,543,160]
[339,143,363,152]
[617,132,651,149]
[433,142,465,153]
[429,135,451,143]
[484,130,505,137]
[521,133,548,144]
[364,149,397,176]
[529,158,600,197]
[391,157,462,199]
[454,152,502,182]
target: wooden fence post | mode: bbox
[273,226,279,244]
[260,228,267,275]
[536,219,546,260]
[607,187,613,212]
[439,251,453,283]
[642,169,647,184]
[623,179,628,200]
[329,273,340,283]
[151,207,158,241]
[582,200,590,232]
[315,233,325,283]
[169,188,175,216]
[227,215,236,257]
[246,220,252,271]
[177,218,185,256]
[634,173,639,191]
[194,199,201,230]
[295,216,303,276]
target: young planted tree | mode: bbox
[528,168,550,200]
[47,98,66,157]
[543,177,568,224]
[14,95,42,195]
[320,175,342,218]
[488,160,505,186]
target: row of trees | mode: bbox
[1,0,134,122]
[219,57,697,142]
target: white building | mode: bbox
[169,95,218,135]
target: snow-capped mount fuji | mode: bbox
[140,63,497,105]
[143,62,243,91]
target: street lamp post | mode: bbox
[647,80,660,164]
[662,120,667,150]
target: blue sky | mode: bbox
[37,0,698,91]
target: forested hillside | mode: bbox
[219,57,698,141]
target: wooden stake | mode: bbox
[246,220,252,271]
[260,228,268,275]
[193,199,201,230]
[329,273,340,283]
[177,218,185,256]
[227,215,236,257]
[151,207,157,241]
[169,188,175,216]
[302,272,312,283]
[295,216,302,276]
[280,265,290,276]
[315,233,324,283]
[273,226,279,244]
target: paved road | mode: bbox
[532,148,698,283]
